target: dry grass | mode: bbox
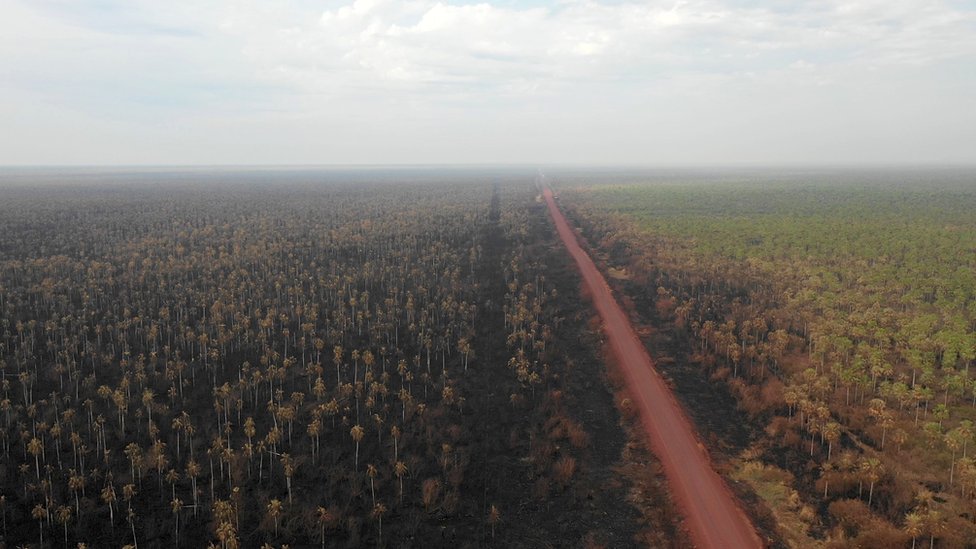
[732,459,822,548]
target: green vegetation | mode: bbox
[558,171,976,548]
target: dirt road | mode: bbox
[542,187,762,549]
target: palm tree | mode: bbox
[333,345,344,386]
[820,462,834,498]
[52,504,72,547]
[281,453,295,504]
[879,411,894,450]
[142,388,154,432]
[316,506,332,549]
[351,425,364,470]
[68,470,85,516]
[859,457,884,507]
[171,498,183,542]
[213,499,238,549]
[904,511,923,549]
[823,422,840,461]
[127,507,139,548]
[32,503,47,547]
[28,437,43,478]
[101,482,117,527]
[166,469,180,500]
[122,483,137,513]
[372,502,387,545]
[124,443,142,482]
[149,440,169,491]
[367,464,378,506]
[307,418,321,461]
[924,509,944,549]
[946,430,964,485]
[390,426,401,462]
[267,498,282,537]
[394,461,407,505]
[958,420,974,458]
[186,460,200,515]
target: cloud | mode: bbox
[1,0,975,164]
[199,0,976,99]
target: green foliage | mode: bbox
[558,169,976,545]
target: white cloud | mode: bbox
[1,0,975,164]
[193,0,976,97]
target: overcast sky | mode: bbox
[2,0,975,166]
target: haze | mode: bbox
[2,0,975,166]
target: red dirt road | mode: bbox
[543,188,762,549]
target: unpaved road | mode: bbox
[542,187,762,549]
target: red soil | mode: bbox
[543,188,762,549]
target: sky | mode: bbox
[1,0,975,166]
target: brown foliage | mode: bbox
[421,478,441,513]
[552,456,578,488]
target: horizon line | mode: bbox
[3,161,976,171]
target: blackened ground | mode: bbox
[417,186,662,548]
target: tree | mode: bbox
[879,411,894,450]
[350,425,364,471]
[859,457,883,507]
[186,460,200,515]
[267,498,282,537]
[171,498,183,542]
[123,483,137,513]
[924,509,944,549]
[124,443,142,482]
[28,437,43,478]
[367,463,378,507]
[372,502,387,545]
[823,422,840,461]
[904,511,923,549]
[166,469,180,501]
[101,482,117,528]
[281,453,295,504]
[957,420,974,458]
[56,504,72,548]
[68,470,85,516]
[394,461,408,506]
[390,425,401,462]
[127,507,139,548]
[32,503,47,547]
[946,430,964,486]
[316,506,332,549]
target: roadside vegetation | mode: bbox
[556,169,976,548]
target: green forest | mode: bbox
[555,169,976,548]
